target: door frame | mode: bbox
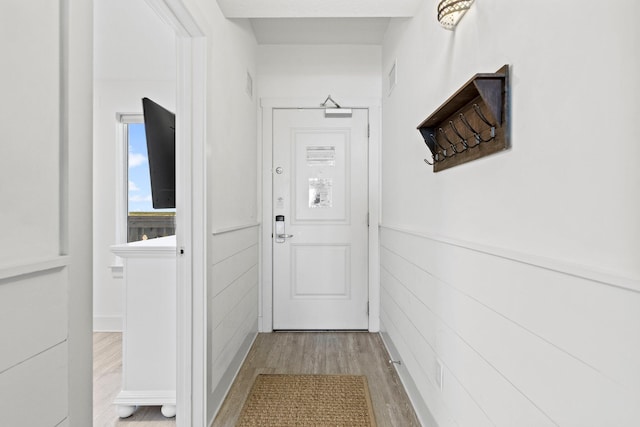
[259,98,381,333]
[143,1,207,426]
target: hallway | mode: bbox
[212,332,420,426]
[94,332,418,426]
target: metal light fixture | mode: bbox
[437,0,475,30]
[321,94,352,117]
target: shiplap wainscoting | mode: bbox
[379,226,640,427]
[207,224,260,424]
[0,264,70,426]
[1,0,93,424]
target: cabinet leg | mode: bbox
[117,405,137,418]
[161,404,176,418]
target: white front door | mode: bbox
[272,108,369,330]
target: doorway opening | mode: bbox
[92,0,206,425]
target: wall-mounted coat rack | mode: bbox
[418,65,510,172]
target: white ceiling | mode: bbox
[216,0,422,18]
[250,18,391,45]
[218,0,421,45]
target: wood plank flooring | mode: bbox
[95,332,419,426]
[93,332,175,427]
[212,332,420,427]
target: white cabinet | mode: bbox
[110,235,176,418]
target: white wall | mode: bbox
[217,0,421,18]
[257,44,382,101]
[93,0,176,331]
[381,1,640,275]
[206,13,259,422]
[205,19,258,231]
[0,0,93,425]
[176,1,260,423]
[380,1,640,426]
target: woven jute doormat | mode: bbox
[236,374,377,426]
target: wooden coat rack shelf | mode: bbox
[418,65,510,172]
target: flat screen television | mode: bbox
[142,97,175,209]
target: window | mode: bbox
[117,114,175,243]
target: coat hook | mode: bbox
[449,120,469,151]
[438,127,460,154]
[473,103,497,141]
[473,103,495,127]
[458,112,490,144]
[429,133,451,158]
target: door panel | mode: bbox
[273,108,369,330]
[292,244,349,297]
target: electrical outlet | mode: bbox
[435,359,444,390]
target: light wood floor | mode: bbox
[93,332,175,427]
[95,332,419,426]
[212,332,420,427]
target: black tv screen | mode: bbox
[142,97,175,209]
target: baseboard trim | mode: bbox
[380,330,438,427]
[208,323,258,426]
[93,315,122,332]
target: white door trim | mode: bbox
[259,98,381,333]
[143,2,207,426]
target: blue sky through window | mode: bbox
[128,123,174,213]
